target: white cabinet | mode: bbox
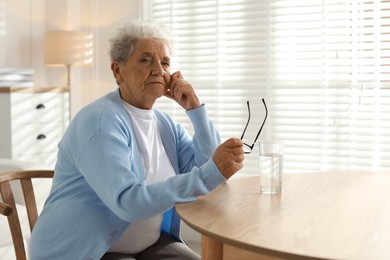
[0,87,69,167]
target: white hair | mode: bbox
[108,20,173,63]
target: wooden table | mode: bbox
[176,172,390,260]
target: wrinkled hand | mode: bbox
[212,138,244,179]
[164,71,201,110]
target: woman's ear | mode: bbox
[111,61,122,85]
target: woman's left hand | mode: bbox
[164,71,201,110]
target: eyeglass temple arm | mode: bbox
[250,98,268,147]
[240,101,251,140]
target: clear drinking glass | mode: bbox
[259,140,284,194]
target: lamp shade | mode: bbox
[44,31,93,66]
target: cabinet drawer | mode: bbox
[12,122,63,156]
[11,92,65,124]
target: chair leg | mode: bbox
[0,182,27,260]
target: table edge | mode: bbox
[177,205,327,260]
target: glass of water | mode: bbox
[259,140,284,195]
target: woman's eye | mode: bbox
[141,57,152,63]
[162,61,170,67]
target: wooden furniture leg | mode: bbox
[201,235,223,260]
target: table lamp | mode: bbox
[44,31,93,117]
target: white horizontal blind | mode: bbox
[145,0,390,175]
[270,0,354,172]
[145,0,269,175]
[349,0,390,171]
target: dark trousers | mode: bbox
[101,233,200,260]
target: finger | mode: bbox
[223,138,244,148]
[235,154,245,163]
[179,82,196,97]
[175,85,189,101]
[227,151,244,163]
[168,79,180,98]
[170,80,180,98]
[163,72,171,86]
[171,71,183,79]
[230,146,245,155]
[235,162,244,172]
[164,90,174,100]
[171,80,190,99]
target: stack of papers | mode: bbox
[0,68,34,87]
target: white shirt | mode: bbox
[108,102,176,254]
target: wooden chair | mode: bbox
[0,170,54,260]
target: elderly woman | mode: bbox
[29,21,244,260]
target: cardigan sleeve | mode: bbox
[75,108,225,222]
[156,104,222,174]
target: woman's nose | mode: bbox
[151,62,165,76]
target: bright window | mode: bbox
[144,0,390,175]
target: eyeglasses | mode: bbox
[240,98,268,154]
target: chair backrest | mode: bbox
[0,170,54,260]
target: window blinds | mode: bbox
[145,0,390,175]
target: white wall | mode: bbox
[0,0,143,117]
[0,0,33,68]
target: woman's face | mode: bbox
[112,38,171,109]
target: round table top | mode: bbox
[176,171,390,260]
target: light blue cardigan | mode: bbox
[29,89,225,260]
